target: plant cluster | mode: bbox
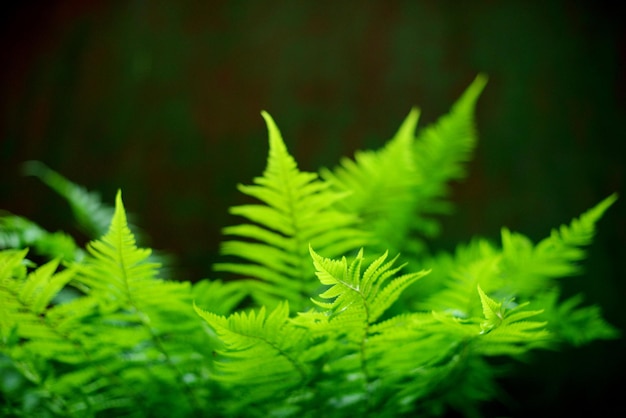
[0,75,618,417]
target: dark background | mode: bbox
[1,1,624,416]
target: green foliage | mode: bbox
[214,111,368,310]
[0,75,618,417]
[22,161,115,239]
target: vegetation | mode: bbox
[0,75,618,417]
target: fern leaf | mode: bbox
[413,74,487,195]
[501,194,617,295]
[194,301,312,404]
[0,213,82,262]
[477,285,504,333]
[474,287,549,356]
[309,245,428,395]
[322,75,487,258]
[321,108,421,256]
[23,161,115,238]
[533,290,619,346]
[410,73,487,239]
[0,251,76,351]
[215,111,367,309]
[310,246,428,324]
[76,190,183,311]
[73,191,206,414]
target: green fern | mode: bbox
[0,75,619,417]
[72,191,209,415]
[322,74,487,258]
[214,111,368,310]
[1,192,220,418]
[196,246,429,416]
[0,212,83,262]
[22,161,115,239]
[194,302,311,412]
[500,193,618,295]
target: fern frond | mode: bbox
[321,108,422,256]
[310,246,429,324]
[309,245,429,408]
[194,301,313,405]
[23,161,115,239]
[0,212,82,262]
[215,112,367,309]
[411,73,487,237]
[0,251,75,352]
[322,75,487,259]
[533,290,619,346]
[0,248,145,416]
[500,193,617,295]
[73,191,209,414]
[473,286,550,356]
[414,194,617,320]
[76,190,189,313]
[412,74,487,200]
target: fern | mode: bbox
[322,74,487,258]
[72,191,208,415]
[195,246,429,416]
[1,192,220,418]
[22,161,115,239]
[0,249,133,417]
[0,212,83,262]
[499,193,618,296]
[194,301,311,414]
[214,111,368,310]
[0,75,619,417]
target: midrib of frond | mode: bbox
[271,137,316,296]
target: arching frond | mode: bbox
[74,191,207,406]
[23,161,114,239]
[194,301,315,411]
[215,112,368,310]
[412,74,487,211]
[0,212,82,262]
[415,195,617,319]
[500,193,618,295]
[532,290,619,346]
[321,108,422,257]
[322,74,487,258]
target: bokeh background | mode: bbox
[1,1,624,416]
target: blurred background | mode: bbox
[1,1,623,416]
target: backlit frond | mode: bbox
[215,112,368,310]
